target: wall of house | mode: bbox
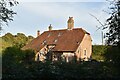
[52,52,63,61]
[35,52,46,61]
[35,33,92,62]
[62,52,75,62]
[35,46,48,61]
[76,34,92,61]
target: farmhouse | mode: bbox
[22,17,92,62]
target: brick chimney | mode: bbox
[37,30,40,37]
[67,17,74,30]
[48,24,52,31]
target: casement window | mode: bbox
[84,50,87,56]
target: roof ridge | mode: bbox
[44,29,67,32]
[44,28,83,32]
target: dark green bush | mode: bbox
[2,45,120,80]
[2,46,35,79]
[92,45,109,61]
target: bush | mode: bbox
[2,46,35,79]
[92,45,109,61]
[2,45,120,79]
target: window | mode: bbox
[54,39,58,43]
[77,41,79,44]
[43,40,46,43]
[84,50,87,56]
[42,40,47,45]
[37,54,39,61]
[58,33,62,37]
[48,33,51,37]
[35,52,40,61]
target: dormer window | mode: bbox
[42,40,47,45]
[48,33,51,37]
[77,41,79,44]
[58,33,61,37]
[54,39,58,43]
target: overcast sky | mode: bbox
[1,0,110,45]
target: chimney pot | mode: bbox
[48,24,52,31]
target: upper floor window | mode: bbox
[48,33,51,37]
[54,39,58,43]
[42,40,47,45]
[58,33,62,37]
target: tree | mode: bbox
[1,32,34,52]
[2,46,35,79]
[105,0,120,47]
[0,0,18,30]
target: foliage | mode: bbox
[0,32,34,56]
[92,45,120,77]
[92,45,108,55]
[2,45,120,79]
[1,32,34,49]
[104,46,120,64]
[2,33,14,42]
[104,0,120,47]
[2,46,35,79]
[92,45,120,62]
[0,0,19,29]
[92,45,108,61]
[14,33,28,47]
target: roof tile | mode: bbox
[22,28,90,52]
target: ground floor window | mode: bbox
[35,52,40,61]
[84,50,87,56]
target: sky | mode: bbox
[1,0,110,45]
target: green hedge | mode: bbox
[2,46,120,79]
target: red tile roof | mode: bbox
[22,28,90,52]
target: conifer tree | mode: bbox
[105,0,120,47]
